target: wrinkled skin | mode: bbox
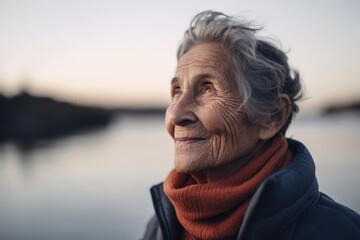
[165,42,266,182]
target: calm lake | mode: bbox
[0,114,359,240]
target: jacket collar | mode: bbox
[237,138,320,240]
[150,183,182,240]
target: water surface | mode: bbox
[0,114,359,239]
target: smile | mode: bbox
[175,137,206,144]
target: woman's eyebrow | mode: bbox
[171,74,210,85]
[171,73,222,87]
[171,77,180,86]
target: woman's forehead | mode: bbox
[176,42,230,73]
[172,43,240,92]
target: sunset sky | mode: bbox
[1,0,359,111]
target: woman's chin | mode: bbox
[174,161,190,173]
[174,157,200,174]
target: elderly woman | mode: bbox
[142,11,360,240]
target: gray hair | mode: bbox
[177,11,303,134]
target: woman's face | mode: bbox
[166,42,263,174]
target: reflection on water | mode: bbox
[0,114,359,240]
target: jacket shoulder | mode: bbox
[293,193,360,240]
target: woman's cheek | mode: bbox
[165,106,175,138]
[197,104,224,134]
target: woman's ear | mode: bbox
[259,94,291,140]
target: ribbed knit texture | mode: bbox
[163,134,292,240]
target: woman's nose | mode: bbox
[168,92,197,126]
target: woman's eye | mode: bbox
[201,83,215,95]
[172,87,182,99]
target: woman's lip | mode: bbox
[175,137,206,143]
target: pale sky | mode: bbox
[0,0,359,111]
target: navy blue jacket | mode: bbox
[142,139,360,239]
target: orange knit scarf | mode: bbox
[163,134,292,240]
